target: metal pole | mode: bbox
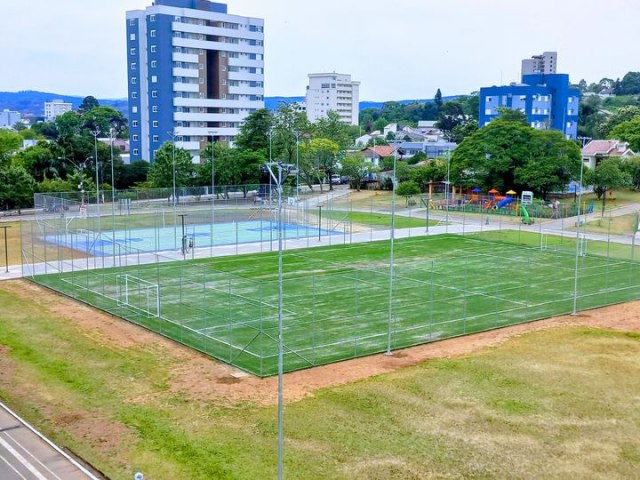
[178,214,187,259]
[386,155,397,355]
[1,226,10,273]
[276,165,284,480]
[295,132,300,202]
[209,131,216,249]
[572,158,585,315]
[110,128,116,260]
[318,205,322,242]
[167,131,177,208]
[445,139,451,234]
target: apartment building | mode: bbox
[305,73,360,126]
[44,99,72,122]
[521,51,557,75]
[479,73,580,139]
[126,0,265,163]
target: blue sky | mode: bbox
[1,0,638,100]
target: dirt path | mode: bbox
[3,280,640,407]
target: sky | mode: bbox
[1,0,639,101]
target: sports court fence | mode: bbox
[21,186,640,376]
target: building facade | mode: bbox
[305,73,360,125]
[44,99,72,122]
[0,109,21,128]
[521,51,557,75]
[126,0,264,163]
[479,73,580,139]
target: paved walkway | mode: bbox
[0,402,100,480]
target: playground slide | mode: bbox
[497,196,514,208]
[484,200,494,210]
[521,204,533,225]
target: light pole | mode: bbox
[167,131,177,208]
[572,156,586,316]
[386,153,397,355]
[264,161,294,480]
[109,127,117,254]
[208,131,217,248]
[1,225,10,273]
[444,135,452,233]
[90,128,100,208]
[295,131,300,201]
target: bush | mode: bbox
[397,181,420,196]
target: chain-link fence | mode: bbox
[21,186,640,376]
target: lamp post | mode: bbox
[386,153,397,355]
[109,128,117,255]
[1,225,10,273]
[572,155,585,316]
[444,135,452,234]
[90,128,100,208]
[264,161,294,480]
[208,130,217,248]
[295,131,300,201]
[167,131,177,208]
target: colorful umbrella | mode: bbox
[506,189,517,195]
[472,187,482,193]
[488,188,499,194]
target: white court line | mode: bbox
[0,436,47,480]
[3,432,63,480]
[0,451,29,480]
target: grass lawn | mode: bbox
[320,209,435,229]
[31,232,640,376]
[0,221,22,266]
[579,212,638,235]
[0,280,639,479]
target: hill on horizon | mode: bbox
[0,90,464,118]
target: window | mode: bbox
[568,97,574,103]
[221,79,227,85]
[131,91,138,99]
[149,14,155,22]
[485,108,492,115]
[485,96,492,103]
[221,51,226,57]
[130,33,136,41]
[131,77,137,84]
[130,62,136,70]
[133,148,139,155]
[133,134,139,141]
[152,106,158,112]
[151,60,157,68]
[150,29,156,37]
[129,19,135,26]
[200,63,205,70]
[151,75,157,83]
[132,120,138,127]
[150,45,157,53]
[130,48,136,55]
[221,65,226,71]
[152,120,158,127]
[152,90,158,98]
[566,122,572,128]
[131,106,138,113]
[153,135,159,142]
[199,78,204,84]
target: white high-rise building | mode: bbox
[521,51,557,75]
[44,99,72,122]
[126,0,265,163]
[305,73,360,126]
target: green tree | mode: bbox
[198,143,264,195]
[81,106,128,137]
[0,130,22,162]
[396,181,420,197]
[598,105,640,137]
[0,166,35,212]
[54,111,82,139]
[515,130,581,199]
[313,111,352,149]
[78,96,100,113]
[609,116,640,151]
[614,72,640,95]
[410,160,446,192]
[119,161,149,189]
[434,88,443,112]
[450,119,478,143]
[30,121,58,139]
[148,142,194,200]
[340,154,375,191]
[622,157,640,190]
[584,158,629,201]
[271,103,311,163]
[234,108,272,153]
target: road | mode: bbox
[0,402,100,480]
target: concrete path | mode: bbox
[0,402,100,480]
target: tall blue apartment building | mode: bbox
[479,73,580,139]
[126,0,265,163]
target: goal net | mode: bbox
[540,231,587,256]
[116,274,160,317]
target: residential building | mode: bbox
[0,109,21,128]
[126,0,265,163]
[581,140,636,170]
[522,51,557,75]
[305,73,360,125]
[391,140,457,159]
[44,99,72,122]
[479,73,580,139]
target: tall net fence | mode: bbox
[21,186,640,376]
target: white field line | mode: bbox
[0,436,49,480]
[3,432,64,480]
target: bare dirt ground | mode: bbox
[4,279,640,407]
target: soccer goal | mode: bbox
[116,274,160,317]
[540,231,587,256]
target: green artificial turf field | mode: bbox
[32,233,640,376]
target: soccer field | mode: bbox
[32,233,640,376]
